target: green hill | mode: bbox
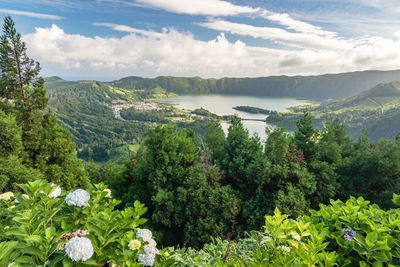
[43,77,151,161]
[266,81,400,141]
[109,69,400,99]
[44,77,136,105]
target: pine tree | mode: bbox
[0,16,47,130]
[203,121,225,163]
[294,111,317,161]
[0,16,89,190]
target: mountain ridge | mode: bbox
[105,69,400,99]
[46,69,400,100]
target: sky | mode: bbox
[1,0,400,80]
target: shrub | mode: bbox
[166,196,400,266]
[2,179,400,266]
[0,180,155,266]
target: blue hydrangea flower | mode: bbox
[342,228,357,243]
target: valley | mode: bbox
[43,71,400,164]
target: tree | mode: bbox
[0,16,47,131]
[203,121,225,163]
[294,111,317,162]
[122,124,237,247]
[308,119,349,207]
[219,117,262,193]
[0,16,89,190]
[0,110,43,191]
[339,136,400,208]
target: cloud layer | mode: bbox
[11,0,400,79]
[23,22,400,79]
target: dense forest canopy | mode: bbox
[105,114,400,249]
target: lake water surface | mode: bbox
[159,94,308,141]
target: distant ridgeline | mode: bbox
[109,69,400,99]
[267,81,400,141]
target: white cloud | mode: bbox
[93,22,164,38]
[198,19,348,50]
[350,0,399,9]
[260,11,337,38]
[22,23,400,80]
[198,18,400,70]
[133,0,259,16]
[23,24,258,78]
[0,8,63,20]
[131,0,342,38]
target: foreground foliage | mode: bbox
[0,180,152,266]
[167,196,400,266]
[2,180,400,266]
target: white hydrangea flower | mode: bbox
[148,238,157,247]
[49,186,62,198]
[0,192,14,200]
[138,253,155,266]
[103,188,111,198]
[65,189,90,207]
[136,229,152,242]
[65,237,94,262]
[138,244,159,266]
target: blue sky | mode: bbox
[1,0,400,80]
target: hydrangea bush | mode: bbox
[0,180,161,266]
[166,196,400,266]
[1,180,400,266]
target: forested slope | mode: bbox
[267,81,400,141]
[109,69,400,99]
[43,77,218,162]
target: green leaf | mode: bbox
[21,246,44,260]
[63,258,73,267]
[14,255,36,264]
[0,241,18,259]
[48,253,65,266]
[80,258,97,265]
[45,227,56,242]
[25,235,44,244]
[392,193,400,206]
[366,231,378,248]
[372,261,384,267]
[371,251,389,262]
